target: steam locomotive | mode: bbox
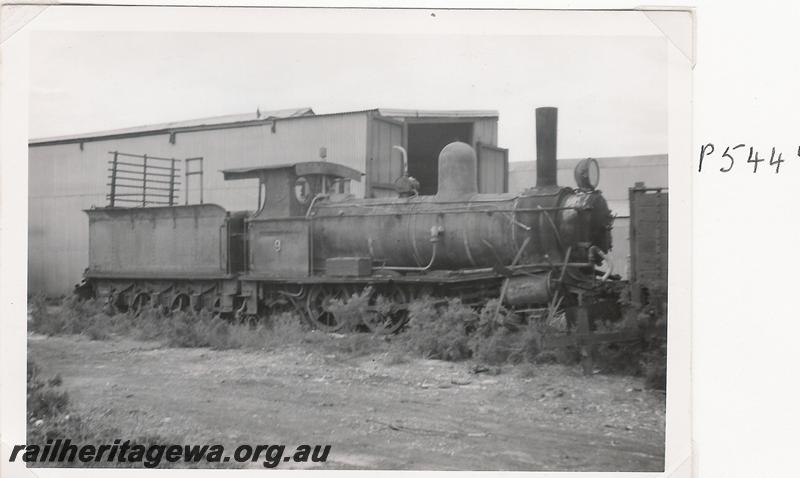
[78,107,625,334]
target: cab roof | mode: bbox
[221,161,363,182]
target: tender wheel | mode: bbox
[233,298,251,323]
[209,297,221,315]
[363,285,408,334]
[130,292,150,316]
[305,284,352,332]
[170,293,191,314]
[105,291,124,315]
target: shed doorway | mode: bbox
[406,122,473,195]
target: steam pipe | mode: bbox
[392,145,408,177]
[306,193,328,218]
[377,225,443,272]
[376,241,438,272]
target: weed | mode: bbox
[642,339,667,390]
[401,298,545,365]
[594,341,644,375]
[471,305,542,365]
[403,298,475,361]
[515,362,537,379]
[159,309,308,351]
[29,296,114,339]
[326,287,373,332]
[27,360,190,468]
[27,361,69,420]
[29,295,663,383]
[532,350,559,365]
[263,311,307,347]
[381,350,410,366]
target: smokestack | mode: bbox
[535,107,558,188]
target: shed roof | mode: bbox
[29,107,499,146]
[377,108,498,119]
[29,107,315,146]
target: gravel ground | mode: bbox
[28,333,665,471]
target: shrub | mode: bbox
[516,362,537,378]
[469,301,512,364]
[326,287,373,332]
[589,316,664,377]
[534,347,581,365]
[162,309,308,351]
[28,294,314,353]
[83,314,113,340]
[263,311,306,347]
[643,340,667,390]
[205,314,274,351]
[401,298,546,365]
[28,295,663,384]
[28,294,49,329]
[381,350,410,366]
[164,310,210,348]
[29,296,110,338]
[593,341,644,375]
[470,301,541,365]
[27,360,189,468]
[510,322,543,363]
[403,298,475,361]
[27,361,69,420]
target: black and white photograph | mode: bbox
[2,4,695,475]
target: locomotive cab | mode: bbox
[221,162,363,280]
[222,162,363,220]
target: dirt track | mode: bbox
[28,333,665,471]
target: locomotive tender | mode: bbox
[80,107,619,333]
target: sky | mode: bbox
[30,31,667,162]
